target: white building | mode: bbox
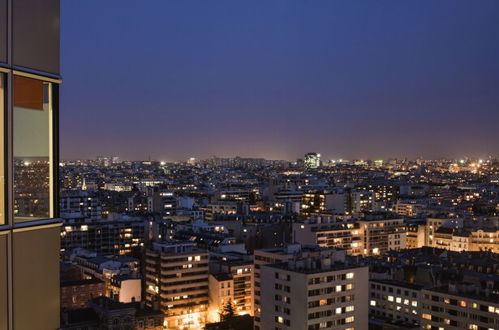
[259,248,368,330]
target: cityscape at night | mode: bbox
[1,1,499,330]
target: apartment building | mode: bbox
[253,244,310,329]
[60,190,102,220]
[405,221,426,249]
[369,279,422,329]
[144,241,209,329]
[292,216,362,255]
[259,249,368,330]
[358,213,406,256]
[61,216,146,255]
[420,283,499,330]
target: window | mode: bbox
[13,75,55,222]
[0,74,4,224]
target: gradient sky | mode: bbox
[60,0,499,161]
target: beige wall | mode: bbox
[13,226,60,330]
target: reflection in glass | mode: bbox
[13,75,53,221]
[0,74,4,224]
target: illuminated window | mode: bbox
[370,300,376,306]
[388,296,394,302]
[336,307,342,314]
[422,313,431,320]
[346,272,354,279]
[345,316,354,323]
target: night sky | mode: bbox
[60,0,499,161]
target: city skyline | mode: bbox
[60,0,499,161]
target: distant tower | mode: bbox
[304,152,321,169]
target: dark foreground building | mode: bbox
[0,0,61,329]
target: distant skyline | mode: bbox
[60,1,499,161]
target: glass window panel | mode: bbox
[13,75,53,222]
[0,74,4,225]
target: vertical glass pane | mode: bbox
[0,74,4,225]
[13,75,53,222]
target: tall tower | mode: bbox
[0,1,61,329]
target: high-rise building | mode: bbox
[0,0,61,329]
[304,152,321,169]
[144,241,209,329]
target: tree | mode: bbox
[220,300,235,322]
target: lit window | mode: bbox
[336,307,342,314]
[370,300,376,306]
[346,272,354,279]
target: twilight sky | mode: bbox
[60,0,499,161]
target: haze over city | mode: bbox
[60,0,499,161]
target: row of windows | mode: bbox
[274,294,291,304]
[275,283,290,292]
[308,317,354,329]
[309,272,354,284]
[424,294,498,313]
[308,306,354,320]
[274,305,290,315]
[309,295,355,308]
[373,294,418,307]
[309,283,354,296]
[371,283,418,298]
